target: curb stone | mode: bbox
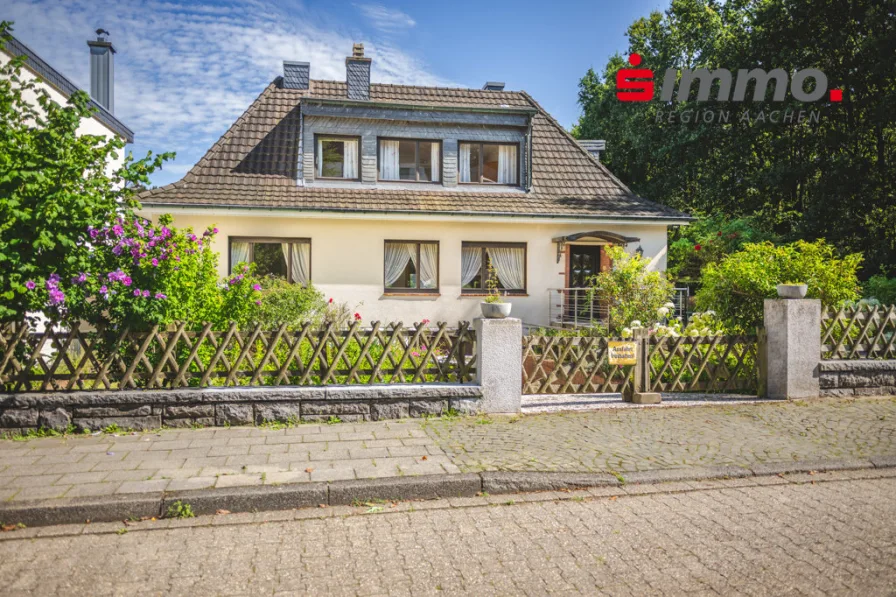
[0,458,893,528]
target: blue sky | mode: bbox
[2,0,666,186]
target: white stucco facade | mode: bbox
[144,208,675,327]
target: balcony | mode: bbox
[547,287,690,329]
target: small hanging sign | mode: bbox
[607,341,637,365]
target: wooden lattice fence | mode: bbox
[521,336,633,395]
[0,321,476,392]
[821,305,896,360]
[645,335,759,394]
[522,333,760,395]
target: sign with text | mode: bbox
[607,341,637,366]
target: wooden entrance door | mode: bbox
[565,245,604,324]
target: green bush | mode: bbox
[667,216,779,282]
[696,240,862,332]
[587,245,673,336]
[863,275,896,306]
[254,277,328,329]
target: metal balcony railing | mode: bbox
[547,287,691,329]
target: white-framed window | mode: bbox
[316,136,360,179]
[458,142,519,184]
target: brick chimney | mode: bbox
[345,43,371,100]
[87,28,115,113]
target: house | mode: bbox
[0,28,133,168]
[138,44,689,327]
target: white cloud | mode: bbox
[355,3,416,32]
[3,0,451,185]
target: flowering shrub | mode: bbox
[587,246,673,336]
[619,304,724,339]
[253,277,328,329]
[24,214,261,329]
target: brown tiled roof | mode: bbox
[139,79,689,221]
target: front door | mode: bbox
[566,245,604,324]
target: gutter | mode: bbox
[138,202,694,225]
[301,96,538,116]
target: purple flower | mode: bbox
[25,280,35,290]
[151,258,159,267]
[122,277,132,287]
[99,285,108,295]
[255,300,262,306]
[72,272,87,284]
[133,289,141,297]
[111,224,124,237]
[142,290,150,298]
[154,292,167,300]
[48,288,65,306]
[48,273,60,284]
[252,284,261,291]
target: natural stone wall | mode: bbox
[0,385,482,436]
[819,360,896,397]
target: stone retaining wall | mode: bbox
[0,385,482,436]
[819,360,896,397]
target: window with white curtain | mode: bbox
[458,142,518,185]
[317,136,359,179]
[229,238,311,285]
[384,241,439,292]
[461,242,526,292]
[379,139,440,182]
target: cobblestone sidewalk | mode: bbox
[0,396,894,503]
[426,396,896,473]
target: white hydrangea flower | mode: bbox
[657,306,670,317]
[630,320,642,328]
[621,327,633,338]
[664,302,675,310]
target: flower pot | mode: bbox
[480,302,512,319]
[777,283,807,299]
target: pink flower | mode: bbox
[252,284,262,291]
[25,280,35,290]
[353,312,361,321]
[255,300,262,306]
[421,318,430,325]
[133,289,141,297]
[154,292,167,299]
[151,258,159,267]
[142,290,150,298]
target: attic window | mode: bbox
[316,136,359,179]
[379,139,441,182]
[458,142,518,185]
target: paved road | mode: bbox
[1,472,894,595]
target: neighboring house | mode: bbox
[139,44,689,327]
[0,29,133,169]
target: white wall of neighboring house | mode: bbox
[0,51,125,172]
[150,210,670,327]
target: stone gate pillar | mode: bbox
[763,299,821,399]
[474,317,522,413]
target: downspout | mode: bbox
[296,105,305,186]
[526,114,534,191]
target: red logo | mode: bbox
[616,54,654,102]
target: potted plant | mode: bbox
[480,262,512,318]
[777,281,808,299]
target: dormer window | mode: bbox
[459,142,518,185]
[379,139,440,182]
[316,135,360,179]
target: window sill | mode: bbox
[382,292,441,298]
[460,293,529,298]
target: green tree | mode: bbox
[574,0,896,277]
[696,240,862,332]
[587,245,674,335]
[0,24,171,321]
